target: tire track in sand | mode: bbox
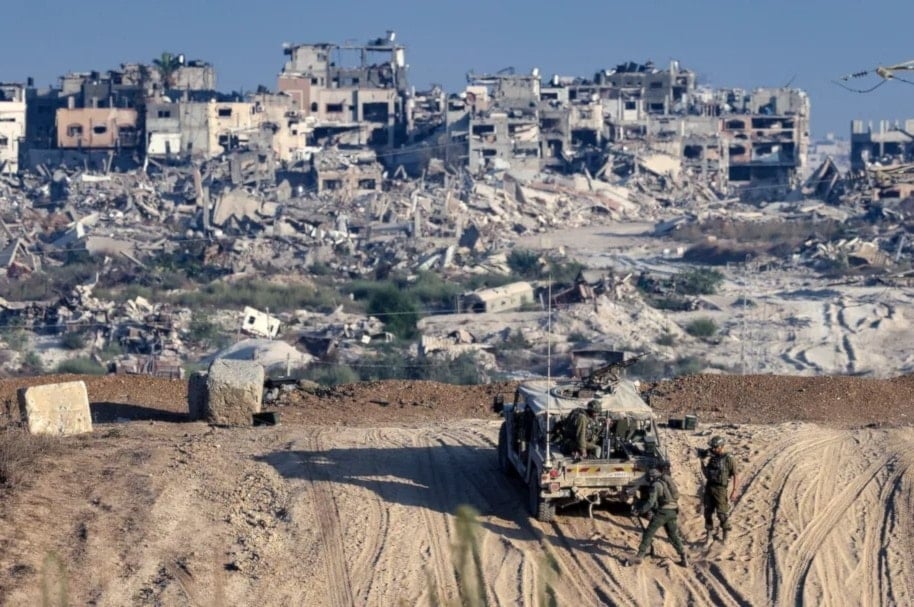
[777,453,892,607]
[725,431,844,606]
[547,520,641,607]
[871,446,914,607]
[301,432,355,607]
[429,427,580,605]
[411,430,459,605]
[346,428,396,604]
[437,424,637,606]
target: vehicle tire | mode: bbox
[528,474,556,523]
[497,423,518,477]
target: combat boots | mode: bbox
[678,552,689,567]
[703,527,714,546]
[721,528,729,543]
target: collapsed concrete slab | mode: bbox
[192,359,264,425]
[17,380,92,436]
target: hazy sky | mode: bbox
[3,0,914,138]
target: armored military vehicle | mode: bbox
[494,359,668,522]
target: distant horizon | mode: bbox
[3,0,913,139]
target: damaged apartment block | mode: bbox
[442,59,808,201]
[278,31,410,150]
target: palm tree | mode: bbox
[152,52,181,89]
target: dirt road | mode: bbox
[3,373,914,605]
[2,413,913,606]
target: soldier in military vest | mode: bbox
[629,467,688,566]
[565,399,604,458]
[701,435,739,543]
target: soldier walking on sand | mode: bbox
[701,435,739,544]
[628,467,688,567]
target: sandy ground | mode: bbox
[512,223,914,378]
[2,374,914,606]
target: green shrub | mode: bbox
[296,364,359,386]
[55,357,106,375]
[685,318,718,338]
[546,258,585,285]
[60,332,87,350]
[187,313,221,347]
[627,354,707,381]
[308,261,333,276]
[422,352,485,385]
[640,290,700,311]
[567,330,589,345]
[355,350,484,385]
[673,268,724,296]
[460,273,516,291]
[367,286,419,340]
[2,330,28,352]
[408,271,462,312]
[627,356,667,381]
[506,249,584,285]
[507,249,542,279]
[99,341,124,359]
[501,329,531,350]
[148,248,223,286]
[20,351,44,374]
[171,279,347,314]
[0,258,100,302]
[672,355,706,376]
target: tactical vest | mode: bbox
[706,453,731,486]
[654,478,678,510]
[661,474,680,501]
[568,409,600,442]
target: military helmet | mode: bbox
[586,399,603,414]
[646,467,662,480]
[709,436,725,449]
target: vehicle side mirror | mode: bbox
[492,394,504,414]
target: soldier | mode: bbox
[700,435,739,543]
[629,467,688,566]
[572,399,604,458]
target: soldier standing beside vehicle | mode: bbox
[629,467,688,566]
[570,399,604,458]
[701,435,739,543]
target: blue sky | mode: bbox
[3,0,914,138]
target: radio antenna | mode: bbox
[545,276,552,467]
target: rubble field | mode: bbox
[1,372,913,606]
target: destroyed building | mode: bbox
[850,119,914,171]
[445,60,809,201]
[312,147,382,194]
[278,31,410,149]
[0,83,26,175]
[56,106,140,149]
[146,96,272,160]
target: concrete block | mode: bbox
[17,381,92,436]
[204,359,264,425]
[187,371,208,421]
